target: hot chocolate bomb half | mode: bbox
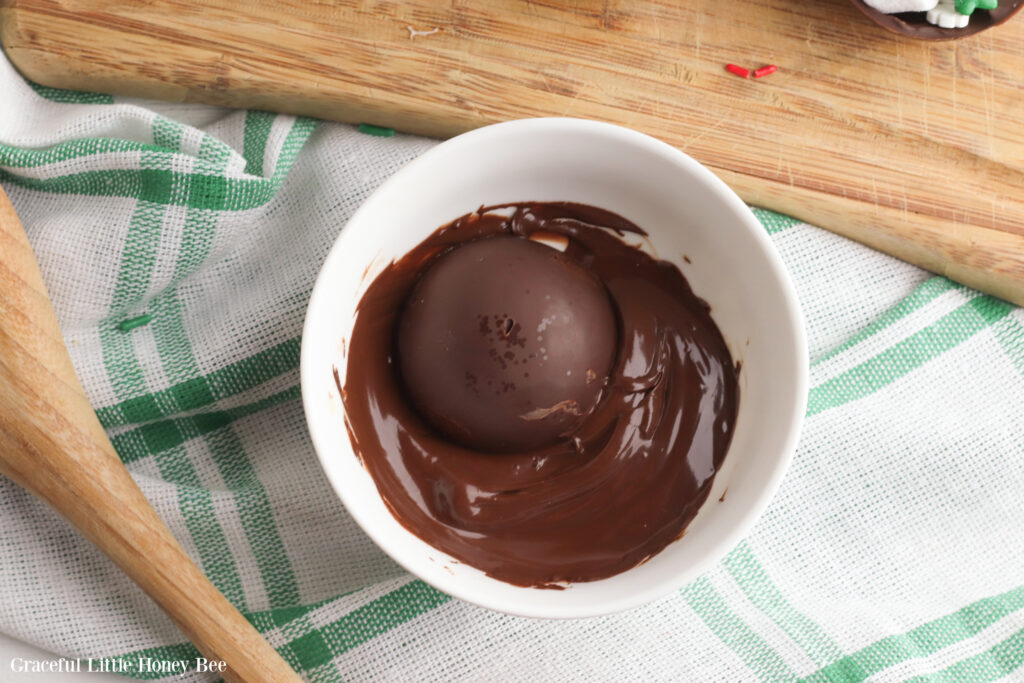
[851,0,1023,38]
[396,236,617,453]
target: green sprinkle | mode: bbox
[357,123,395,137]
[955,0,997,14]
[118,313,153,332]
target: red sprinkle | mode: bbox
[753,64,778,78]
[725,63,750,78]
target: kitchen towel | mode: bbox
[2,51,1023,682]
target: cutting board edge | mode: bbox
[3,2,1023,309]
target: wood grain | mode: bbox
[2,0,1023,305]
[0,187,301,682]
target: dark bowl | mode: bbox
[850,0,1024,39]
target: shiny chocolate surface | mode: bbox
[341,202,739,587]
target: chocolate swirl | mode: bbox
[340,202,740,587]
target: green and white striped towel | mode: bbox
[2,51,1024,683]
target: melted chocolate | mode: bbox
[341,202,739,587]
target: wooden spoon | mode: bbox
[0,185,302,683]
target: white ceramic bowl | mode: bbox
[301,118,808,619]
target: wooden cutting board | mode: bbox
[3,0,1023,305]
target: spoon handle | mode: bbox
[0,187,302,683]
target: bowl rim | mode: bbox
[300,117,809,618]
